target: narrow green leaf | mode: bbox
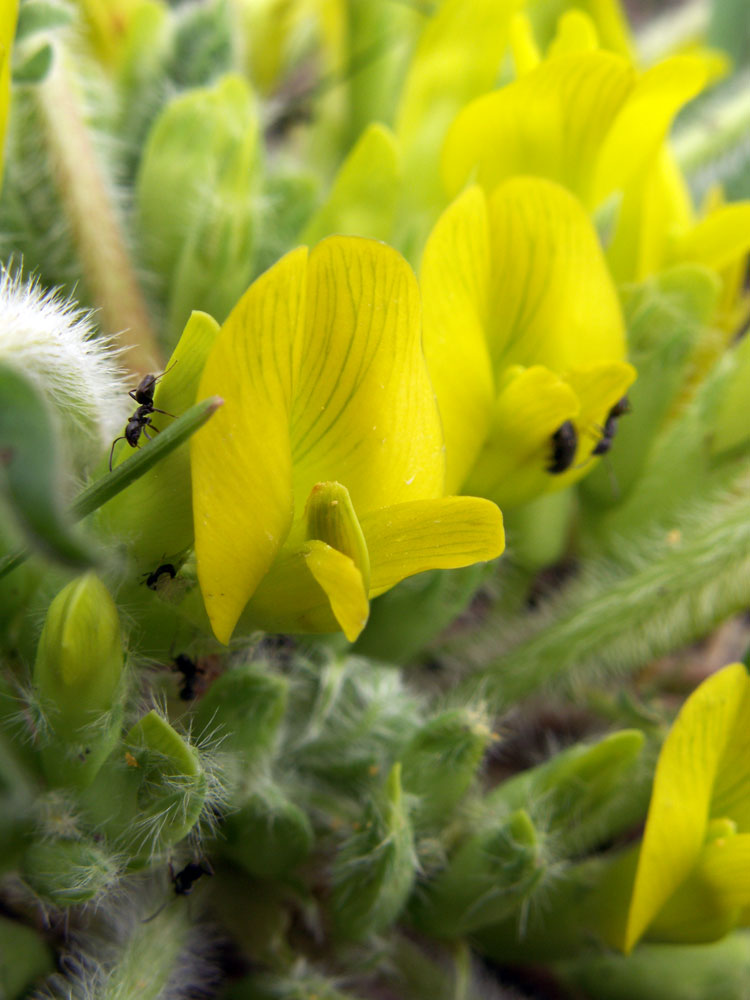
[0,364,94,568]
[73,395,223,520]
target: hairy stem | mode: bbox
[458,476,750,708]
[36,54,160,374]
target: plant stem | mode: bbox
[36,53,160,374]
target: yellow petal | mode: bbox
[547,10,599,57]
[395,0,522,210]
[463,365,580,508]
[0,0,18,190]
[420,186,494,494]
[593,55,712,205]
[668,203,750,272]
[192,247,308,644]
[510,12,541,76]
[291,236,444,512]
[304,540,369,641]
[239,539,369,641]
[442,51,634,205]
[607,146,696,283]
[301,123,401,245]
[304,480,370,591]
[360,497,504,596]
[485,177,627,371]
[565,361,637,460]
[625,663,750,953]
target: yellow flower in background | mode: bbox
[75,0,166,69]
[442,11,718,215]
[191,236,504,645]
[0,0,18,189]
[421,177,635,510]
[622,664,750,952]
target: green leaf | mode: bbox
[0,363,95,569]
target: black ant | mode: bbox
[592,396,631,456]
[172,859,213,895]
[547,421,578,474]
[109,364,176,471]
[144,563,177,590]
[173,653,202,701]
[141,858,213,923]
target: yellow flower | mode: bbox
[420,177,635,509]
[191,236,504,644]
[441,11,716,217]
[622,664,750,952]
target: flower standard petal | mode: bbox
[485,177,627,372]
[291,236,444,512]
[593,55,715,206]
[192,247,308,644]
[441,51,634,205]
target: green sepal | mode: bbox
[331,762,416,941]
[21,836,119,906]
[223,784,313,879]
[412,808,543,938]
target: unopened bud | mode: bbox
[224,784,313,878]
[332,763,417,940]
[34,573,124,738]
[22,836,118,906]
[414,809,543,937]
[401,706,492,830]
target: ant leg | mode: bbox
[142,426,155,441]
[109,436,126,472]
[150,407,175,418]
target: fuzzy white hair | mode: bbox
[0,265,130,470]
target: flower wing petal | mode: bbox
[361,496,504,596]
